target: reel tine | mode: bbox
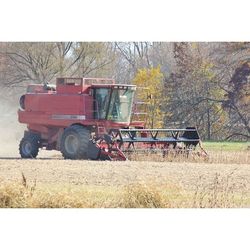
[117,127,200,145]
[113,127,205,159]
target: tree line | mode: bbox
[0,42,249,141]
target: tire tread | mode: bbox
[19,133,40,158]
[61,125,90,159]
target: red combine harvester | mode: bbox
[18,78,205,160]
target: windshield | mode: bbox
[95,88,111,119]
[107,88,135,123]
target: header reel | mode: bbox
[90,127,207,161]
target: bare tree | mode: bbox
[1,42,115,87]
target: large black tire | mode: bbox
[60,125,90,159]
[19,133,40,159]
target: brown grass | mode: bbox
[120,182,173,208]
[192,170,249,208]
[0,171,249,208]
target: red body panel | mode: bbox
[18,78,144,149]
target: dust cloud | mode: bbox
[0,93,26,157]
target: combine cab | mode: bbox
[18,77,206,160]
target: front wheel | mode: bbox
[19,133,40,158]
[60,125,90,159]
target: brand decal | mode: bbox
[52,115,86,120]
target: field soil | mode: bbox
[0,154,249,193]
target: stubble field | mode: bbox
[0,142,249,208]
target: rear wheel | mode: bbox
[19,133,40,158]
[60,125,90,159]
